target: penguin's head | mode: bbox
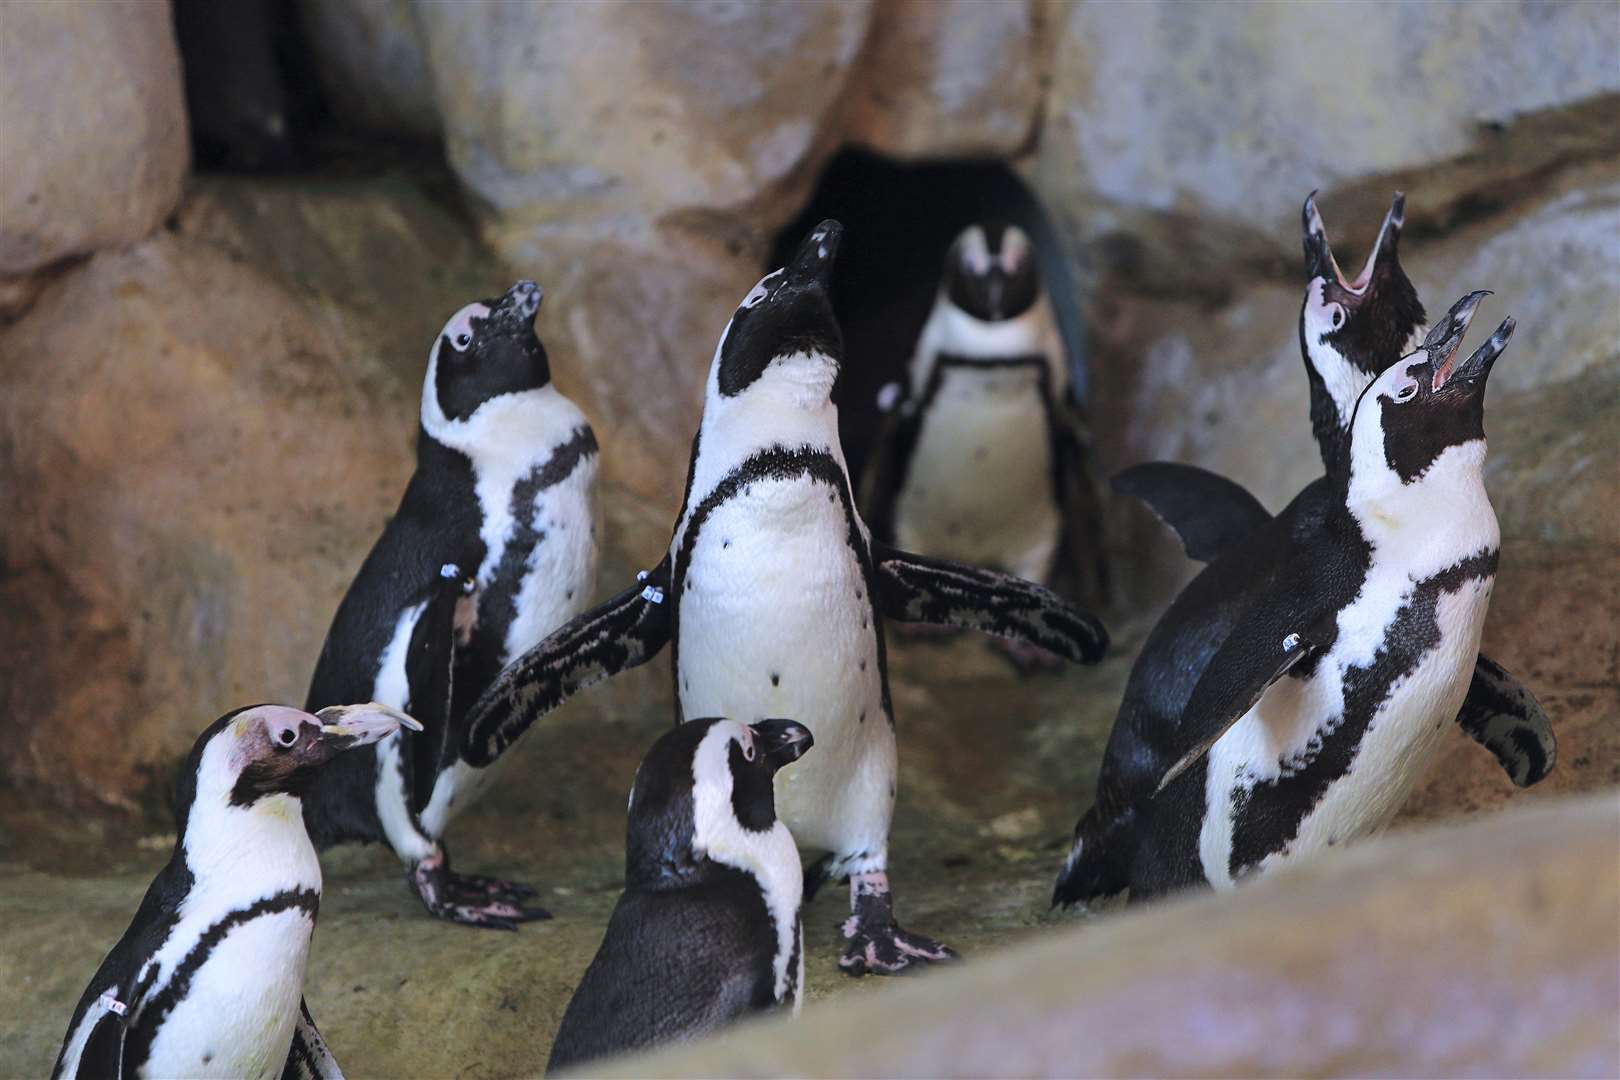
[622,717,813,889]
[1299,193,1427,459]
[713,220,843,403]
[424,280,551,429]
[179,703,420,822]
[942,223,1040,322]
[1348,290,1513,489]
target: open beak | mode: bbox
[1303,191,1404,293]
[315,703,421,750]
[1420,290,1490,389]
[784,219,842,289]
[1437,314,1515,392]
[749,718,814,772]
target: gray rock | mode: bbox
[297,0,439,138]
[0,0,189,276]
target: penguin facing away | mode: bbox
[465,220,1109,975]
[861,223,1104,664]
[547,717,814,1074]
[1100,193,1553,822]
[1063,292,1516,903]
[52,703,418,1080]
[301,279,599,929]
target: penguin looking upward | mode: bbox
[52,703,418,1080]
[464,220,1108,975]
[1060,293,1520,904]
[547,717,814,1074]
[301,280,600,929]
[862,223,1102,666]
[1102,193,1553,832]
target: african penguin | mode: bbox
[463,220,1108,975]
[301,279,600,928]
[547,717,813,1073]
[1064,292,1516,902]
[1094,195,1553,901]
[861,223,1101,671]
[52,703,417,1080]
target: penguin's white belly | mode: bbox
[678,474,891,855]
[141,909,313,1080]
[1201,570,1493,887]
[895,367,1057,581]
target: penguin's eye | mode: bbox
[740,738,756,763]
[1394,383,1418,403]
[1331,308,1344,328]
[453,332,473,351]
[276,727,299,748]
[741,283,769,310]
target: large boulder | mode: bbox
[0,1,189,276]
[1035,0,1620,294]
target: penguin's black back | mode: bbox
[547,869,776,1074]
[1077,478,1346,898]
[300,432,482,847]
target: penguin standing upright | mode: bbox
[547,717,814,1073]
[1062,293,1519,901]
[862,223,1102,655]
[302,280,600,928]
[465,221,1108,975]
[52,703,416,1080]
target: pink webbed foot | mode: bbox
[838,871,959,976]
[408,849,551,931]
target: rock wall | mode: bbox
[0,0,1614,826]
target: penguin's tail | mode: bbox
[1052,804,1134,909]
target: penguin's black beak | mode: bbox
[1303,191,1404,291]
[1302,190,1339,283]
[785,219,842,290]
[312,703,421,757]
[1431,294,1513,393]
[485,280,544,333]
[749,718,814,772]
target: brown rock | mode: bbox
[0,1,189,275]
[597,794,1620,1079]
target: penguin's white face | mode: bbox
[1348,291,1512,491]
[423,280,551,433]
[943,223,1039,322]
[187,703,418,815]
[712,220,843,403]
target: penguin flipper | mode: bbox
[1455,653,1557,787]
[462,556,674,768]
[870,541,1108,664]
[281,997,344,1080]
[1156,603,1331,795]
[73,1002,125,1080]
[856,386,921,544]
[1051,390,1110,603]
[1112,462,1272,563]
[403,564,473,816]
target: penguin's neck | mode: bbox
[181,784,321,903]
[1347,439,1497,570]
[688,363,844,507]
[423,384,581,471]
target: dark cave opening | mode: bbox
[768,148,1088,486]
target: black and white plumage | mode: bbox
[547,717,813,1074]
[52,703,417,1080]
[1062,194,1557,908]
[862,223,1103,664]
[1059,292,1518,903]
[466,220,1108,975]
[300,280,599,929]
